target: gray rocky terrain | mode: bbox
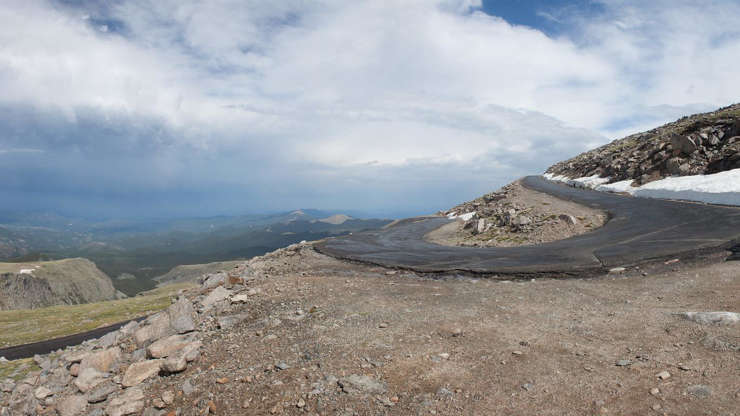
[547,103,740,185]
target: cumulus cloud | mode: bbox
[0,0,738,217]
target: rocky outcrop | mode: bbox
[0,258,120,310]
[0,242,295,415]
[546,103,740,186]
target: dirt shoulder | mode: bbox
[430,180,607,247]
[144,246,738,416]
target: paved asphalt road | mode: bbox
[316,176,740,275]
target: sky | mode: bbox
[1,0,739,219]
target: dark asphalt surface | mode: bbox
[316,176,740,274]
[0,317,144,361]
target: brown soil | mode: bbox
[145,246,740,415]
[429,181,607,247]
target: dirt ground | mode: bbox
[429,181,607,247]
[145,246,739,416]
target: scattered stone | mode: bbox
[656,370,671,380]
[451,328,463,337]
[168,297,196,334]
[63,351,90,364]
[378,322,388,328]
[231,294,249,303]
[57,395,88,416]
[216,377,229,384]
[650,388,660,396]
[338,374,387,395]
[217,313,249,330]
[105,387,145,416]
[182,379,195,395]
[687,384,712,398]
[609,267,626,273]
[275,362,290,370]
[122,360,162,387]
[522,383,534,391]
[296,398,305,408]
[0,380,14,393]
[615,359,631,367]
[558,214,578,225]
[161,390,175,405]
[69,363,80,377]
[33,386,52,400]
[678,311,739,325]
[512,350,523,356]
[651,403,662,411]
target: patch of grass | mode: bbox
[0,283,194,348]
[0,358,40,381]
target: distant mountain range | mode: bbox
[0,209,391,295]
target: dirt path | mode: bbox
[146,246,739,415]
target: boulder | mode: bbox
[105,387,145,416]
[98,330,120,349]
[167,297,196,334]
[147,334,194,358]
[201,286,232,308]
[217,313,249,330]
[74,367,107,393]
[86,380,119,403]
[678,311,739,325]
[122,359,162,387]
[33,386,52,400]
[337,374,387,395]
[134,312,174,348]
[558,214,578,225]
[161,341,202,373]
[79,347,121,373]
[201,272,227,289]
[57,395,88,416]
[670,134,697,155]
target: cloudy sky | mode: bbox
[1,0,739,219]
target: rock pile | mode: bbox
[546,103,740,185]
[0,242,313,416]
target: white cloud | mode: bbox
[0,0,738,216]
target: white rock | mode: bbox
[678,311,739,325]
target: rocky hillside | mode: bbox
[154,261,243,287]
[546,103,740,186]
[0,258,122,311]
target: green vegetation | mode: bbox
[0,358,40,381]
[0,283,193,348]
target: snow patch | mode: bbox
[19,268,35,275]
[447,211,476,221]
[544,168,740,206]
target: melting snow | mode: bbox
[544,168,740,206]
[447,211,476,221]
[19,268,35,275]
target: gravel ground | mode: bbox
[144,246,739,415]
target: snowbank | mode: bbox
[545,168,740,206]
[447,211,476,221]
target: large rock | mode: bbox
[122,360,162,387]
[161,341,202,373]
[338,374,387,395]
[57,395,88,416]
[678,311,739,325]
[105,387,145,416]
[671,134,698,155]
[74,367,108,393]
[134,312,174,348]
[79,347,121,373]
[86,380,119,403]
[168,297,196,334]
[201,286,232,308]
[147,334,194,358]
[201,272,227,289]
